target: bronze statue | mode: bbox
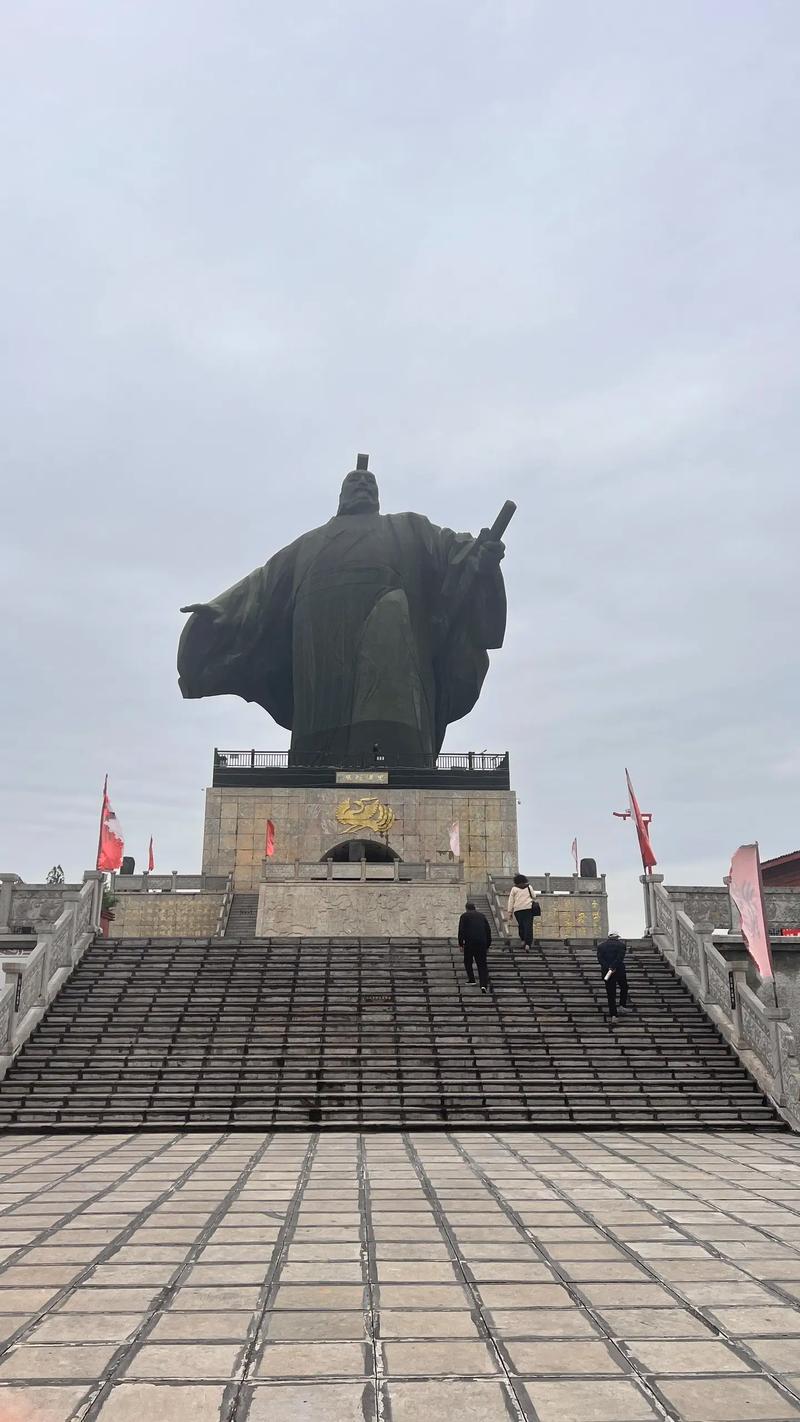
[178,456,513,761]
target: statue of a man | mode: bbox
[178,459,507,761]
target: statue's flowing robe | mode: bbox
[178,511,506,759]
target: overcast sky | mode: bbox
[2,2,798,933]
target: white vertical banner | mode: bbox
[449,821,461,859]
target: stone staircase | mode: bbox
[223,893,258,938]
[0,935,785,1132]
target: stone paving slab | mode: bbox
[0,1132,797,1419]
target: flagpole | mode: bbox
[96,775,108,873]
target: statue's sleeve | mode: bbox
[177,542,296,729]
[409,515,507,745]
[435,524,507,650]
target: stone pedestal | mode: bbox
[202,783,518,896]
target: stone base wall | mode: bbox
[256,882,466,938]
[531,895,607,940]
[108,893,223,940]
[202,785,518,893]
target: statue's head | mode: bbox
[338,467,380,516]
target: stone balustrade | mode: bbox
[262,860,464,883]
[108,872,230,893]
[0,873,103,1076]
[645,874,800,1131]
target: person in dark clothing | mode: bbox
[597,932,634,1020]
[458,901,492,993]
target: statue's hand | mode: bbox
[476,537,505,569]
[180,603,220,619]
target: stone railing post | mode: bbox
[730,966,747,1048]
[646,873,665,936]
[82,870,105,932]
[0,875,21,933]
[767,1012,787,1105]
[639,874,652,933]
[692,923,712,1003]
[393,859,400,881]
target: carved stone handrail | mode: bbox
[214,873,235,939]
[485,875,506,937]
[0,874,103,1076]
[646,875,800,1131]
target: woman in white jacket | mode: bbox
[507,873,539,950]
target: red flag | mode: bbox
[265,820,275,858]
[625,769,657,870]
[147,837,155,872]
[570,838,579,874]
[729,843,773,979]
[96,776,124,872]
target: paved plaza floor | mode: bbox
[0,1132,798,1421]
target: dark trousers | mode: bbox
[463,944,489,989]
[604,964,629,1015]
[514,908,534,947]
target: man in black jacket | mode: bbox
[458,901,492,993]
[597,932,634,1020]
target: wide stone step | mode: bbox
[0,935,786,1132]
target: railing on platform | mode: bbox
[490,872,607,895]
[0,874,103,1076]
[109,873,230,894]
[262,860,464,884]
[215,748,508,773]
[646,874,800,1131]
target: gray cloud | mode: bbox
[2,2,798,932]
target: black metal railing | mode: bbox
[214,749,508,773]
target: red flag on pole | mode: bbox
[147,837,155,872]
[625,769,657,870]
[570,838,579,874]
[265,820,275,858]
[96,776,124,872]
[728,843,773,980]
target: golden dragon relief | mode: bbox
[335,796,396,835]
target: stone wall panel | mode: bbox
[108,893,223,939]
[256,883,467,938]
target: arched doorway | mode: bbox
[322,838,400,863]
